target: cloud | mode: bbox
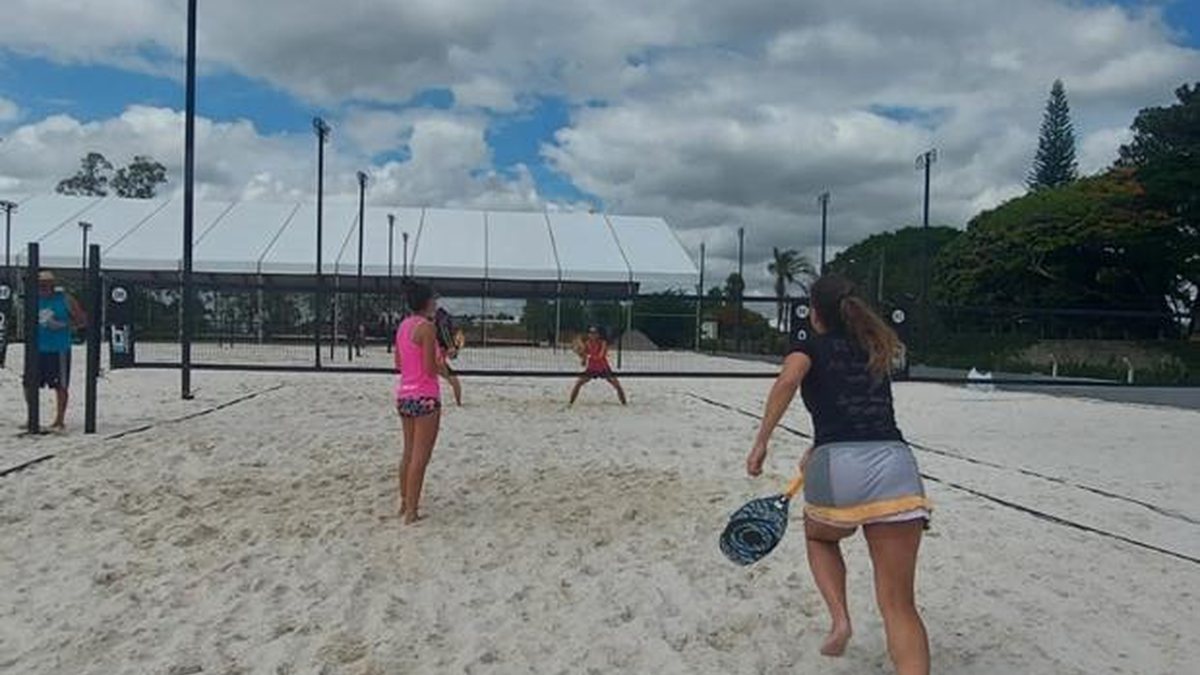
[2,0,1199,291]
[1079,126,1134,175]
[0,105,540,209]
[0,97,19,123]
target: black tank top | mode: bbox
[789,331,904,447]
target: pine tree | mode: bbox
[1028,79,1079,190]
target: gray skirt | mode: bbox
[803,440,931,528]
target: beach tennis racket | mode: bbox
[434,309,456,351]
[571,335,587,365]
[720,474,804,566]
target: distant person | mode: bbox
[355,322,367,357]
[745,274,930,674]
[393,282,442,524]
[568,325,627,406]
[433,307,463,406]
[26,271,85,432]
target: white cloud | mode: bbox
[0,97,19,123]
[2,0,1198,291]
[0,105,540,209]
[1079,126,1134,175]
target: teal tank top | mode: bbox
[37,293,72,353]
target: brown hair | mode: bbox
[809,274,899,378]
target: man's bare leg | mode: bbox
[51,387,68,430]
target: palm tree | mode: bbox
[768,247,816,331]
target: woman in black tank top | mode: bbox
[745,274,930,675]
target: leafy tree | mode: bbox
[1117,82,1200,333]
[1028,79,1079,191]
[112,155,168,198]
[937,170,1181,329]
[828,226,960,308]
[55,152,113,196]
[631,291,696,348]
[723,272,745,300]
[767,247,815,329]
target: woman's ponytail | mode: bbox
[839,295,900,378]
[811,274,900,378]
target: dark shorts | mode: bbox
[584,367,614,380]
[29,350,71,390]
[397,397,441,418]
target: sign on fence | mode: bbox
[108,283,135,368]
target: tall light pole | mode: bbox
[181,0,197,401]
[0,200,15,271]
[695,242,705,351]
[0,200,14,369]
[312,116,330,368]
[736,226,745,353]
[403,231,410,280]
[817,191,831,273]
[0,198,14,269]
[352,170,367,361]
[78,221,92,304]
[78,221,92,273]
[916,148,938,359]
[387,212,395,353]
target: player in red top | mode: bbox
[568,325,627,406]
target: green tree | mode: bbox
[828,226,960,307]
[1117,82,1200,333]
[1028,79,1079,191]
[767,247,815,329]
[112,155,168,198]
[632,291,696,348]
[55,152,113,196]
[724,272,745,300]
[938,170,1181,326]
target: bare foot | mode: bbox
[820,624,852,657]
[403,512,424,526]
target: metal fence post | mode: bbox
[23,243,40,434]
[85,244,101,434]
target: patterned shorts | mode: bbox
[396,397,441,418]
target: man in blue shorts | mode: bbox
[27,271,85,431]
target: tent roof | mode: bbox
[3,194,698,288]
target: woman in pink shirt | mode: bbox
[394,282,442,524]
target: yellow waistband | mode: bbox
[804,495,932,527]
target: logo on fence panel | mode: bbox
[789,299,812,346]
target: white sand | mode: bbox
[1,349,1198,674]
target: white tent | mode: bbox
[3,194,698,291]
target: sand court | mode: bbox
[2,362,1198,674]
